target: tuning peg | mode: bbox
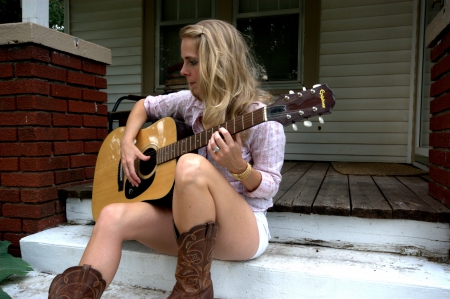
[289,90,294,94]
[292,123,298,131]
[304,120,312,127]
[313,84,321,88]
[303,87,306,91]
[319,116,324,124]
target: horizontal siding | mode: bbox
[69,0,143,111]
[293,0,415,163]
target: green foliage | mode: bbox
[50,0,64,32]
[0,241,33,299]
[0,0,21,24]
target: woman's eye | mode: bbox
[190,60,198,66]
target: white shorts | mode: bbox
[250,211,271,259]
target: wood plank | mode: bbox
[349,175,392,219]
[272,162,314,209]
[312,166,350,216]
[397,176,450,223]
[372,177,437,222]
[290,163,329,214]
[280,161,299,174]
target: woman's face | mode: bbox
[180,37,200,98]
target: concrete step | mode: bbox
[19,224,450,299]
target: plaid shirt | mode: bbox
[144,90,285,212]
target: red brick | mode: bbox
[3,201,55,219]
[54,169,85,184]
[20,186,58,203]
[3,233,27,248]
[51,83,82,100]
[97,128,108,139]
[69,128,97,140]
[51,51,81,70]
[16,62,66,82]
[67,100,96,114]
[55,199,66,214]
[97,103,108,115]
[429,181,450,208]
[0,142,52,157]
[85,167,95,179]
[0,112,51,126]
[70,155,97,168]
[429,149,442,165]
[429,132,450,148]
[83,115,107,128]
[430,93,450,114]
[0,189,20,203]
[23,213,66,233]
[0,79,50,96]
[0,45,50,63]
[82,89,107,103]
[67,70,96,87]
[0,157,19,171]
[20,187,58,203]
[429,165,450,187]
[0,128,17,141]
[84,141,102,153]
[53,141,84,155]
[0,218,22,232]
[0,97,16,110]
[95,77,107,89]
[1,172,54,187]
[0,64,14,78]
[82,60,106,75]
[431,52,450,80]
[16,95,67,112]
[52,113,83,127]
[20,156,69,171]
[18,127,68,141]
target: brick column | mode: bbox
[427,7,450,209]
[0,22,111,256]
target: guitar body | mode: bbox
[92,117,189,220]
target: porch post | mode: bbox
[0,22,111,256]
[21,0,49,27]
[426,2,450,209]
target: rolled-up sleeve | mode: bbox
[243,121,285,199]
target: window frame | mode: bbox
[155,0,217,93]
[232,0,305,90]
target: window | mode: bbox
[234,0,304,89]
[156,0,216,90]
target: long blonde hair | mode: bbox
[179,19,271,129]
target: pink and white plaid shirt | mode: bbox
[144,90,285,212]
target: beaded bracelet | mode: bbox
[230,162,252,181]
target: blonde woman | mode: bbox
[49,19,285,299]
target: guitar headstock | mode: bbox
[267,83,336,129]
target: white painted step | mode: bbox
[20,225,450,299]
[67,198,450,259]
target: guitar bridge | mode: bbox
[118,160,124,192]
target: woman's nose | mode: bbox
[180,63,188,77]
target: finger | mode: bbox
[218,127,233,144]
[235,132,242,147]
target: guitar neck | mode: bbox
[156,107,267,164]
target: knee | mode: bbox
[95,203,129,229]
[175,154,207,185]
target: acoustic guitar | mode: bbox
[91,84,336,220]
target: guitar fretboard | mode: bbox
[156,107,267,164]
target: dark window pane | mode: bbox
[160,25,184,85]
[162,0,178,21]
[239,0,257,13]
[237,14,299,81]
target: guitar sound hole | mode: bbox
[139,148,156,176]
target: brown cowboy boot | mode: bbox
[168,222,219,299]
[48,264,106,299]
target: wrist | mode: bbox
[229,162,252,181]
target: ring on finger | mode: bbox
[213,146,220,153]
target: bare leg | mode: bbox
[172,154,260,260]
[79,202,177,286]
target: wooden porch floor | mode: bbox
[271,161,450,223]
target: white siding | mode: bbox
[285,0,416,162]
[69,0,143,111]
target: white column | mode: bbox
[22,0,49,27]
